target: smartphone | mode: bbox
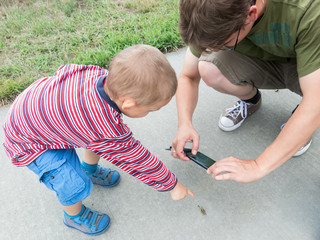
[184,149,216,170]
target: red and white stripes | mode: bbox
[3,64,177,192]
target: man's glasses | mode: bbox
[218,28,241,51]
[215,0,255,52]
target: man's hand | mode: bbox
[207,157,266,183]
[170,181,194,200]
[171,124,200,161]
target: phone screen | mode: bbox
[186,151,215,170]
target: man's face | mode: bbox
[215,21,255,52]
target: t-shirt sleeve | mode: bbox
[295,0,320,77]
[189,45,201,58]
[87,135,177,192]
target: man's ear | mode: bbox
[120,97,137,110]
[247,5,258,22]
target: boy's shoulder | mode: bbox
[55,64,107,75]
[52,64,109,83]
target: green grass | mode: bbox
[0,0,184,105]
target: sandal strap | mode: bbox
[80,208,90,221]
[88,165,120,187]
[89,212,98,231]
[92,166,112,181]
[74,207,100,231]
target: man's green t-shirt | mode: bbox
[190,0,320,78]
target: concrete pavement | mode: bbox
[1,47,320,240]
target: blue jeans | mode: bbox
[27,149,93,206]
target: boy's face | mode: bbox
[122,98,171,118]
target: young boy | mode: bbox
[3,44,194,236]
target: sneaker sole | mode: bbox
[280,123,312,157]
[218,117,245,132]
[293,139,312,157]
[63,216,111,236]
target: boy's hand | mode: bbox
[170,181,194,200]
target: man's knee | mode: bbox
[198,61,227,88]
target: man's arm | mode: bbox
[171,47,202,160]
[207,68,320,182]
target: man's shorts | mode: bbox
[199,51,302,96]
[27,149,93,206]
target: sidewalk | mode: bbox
[1,48,320,240]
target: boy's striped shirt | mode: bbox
[3,64,177,192]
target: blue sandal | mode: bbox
[64,205,110,235]
[88,165,120,187]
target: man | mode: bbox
[171,0,320,183]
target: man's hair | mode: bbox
[106,44,177,105]
[179,0,254,53]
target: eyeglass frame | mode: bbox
[217,28,241,51]
[217,0,257,51]
[207,0,257,52]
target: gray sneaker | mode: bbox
[280,123,312,157]
[218,98,262,131]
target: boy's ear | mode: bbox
[120,97,137,110]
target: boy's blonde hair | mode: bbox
[106,44,177,105]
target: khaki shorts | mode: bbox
[199,51,301,96]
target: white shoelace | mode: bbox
[225,100,248,120]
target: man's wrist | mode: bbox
[178,120,193,128]
[253,159,269,180]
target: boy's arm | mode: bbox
[84,147,194,200]
[88,135,184,192]
[207,68,320,182]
